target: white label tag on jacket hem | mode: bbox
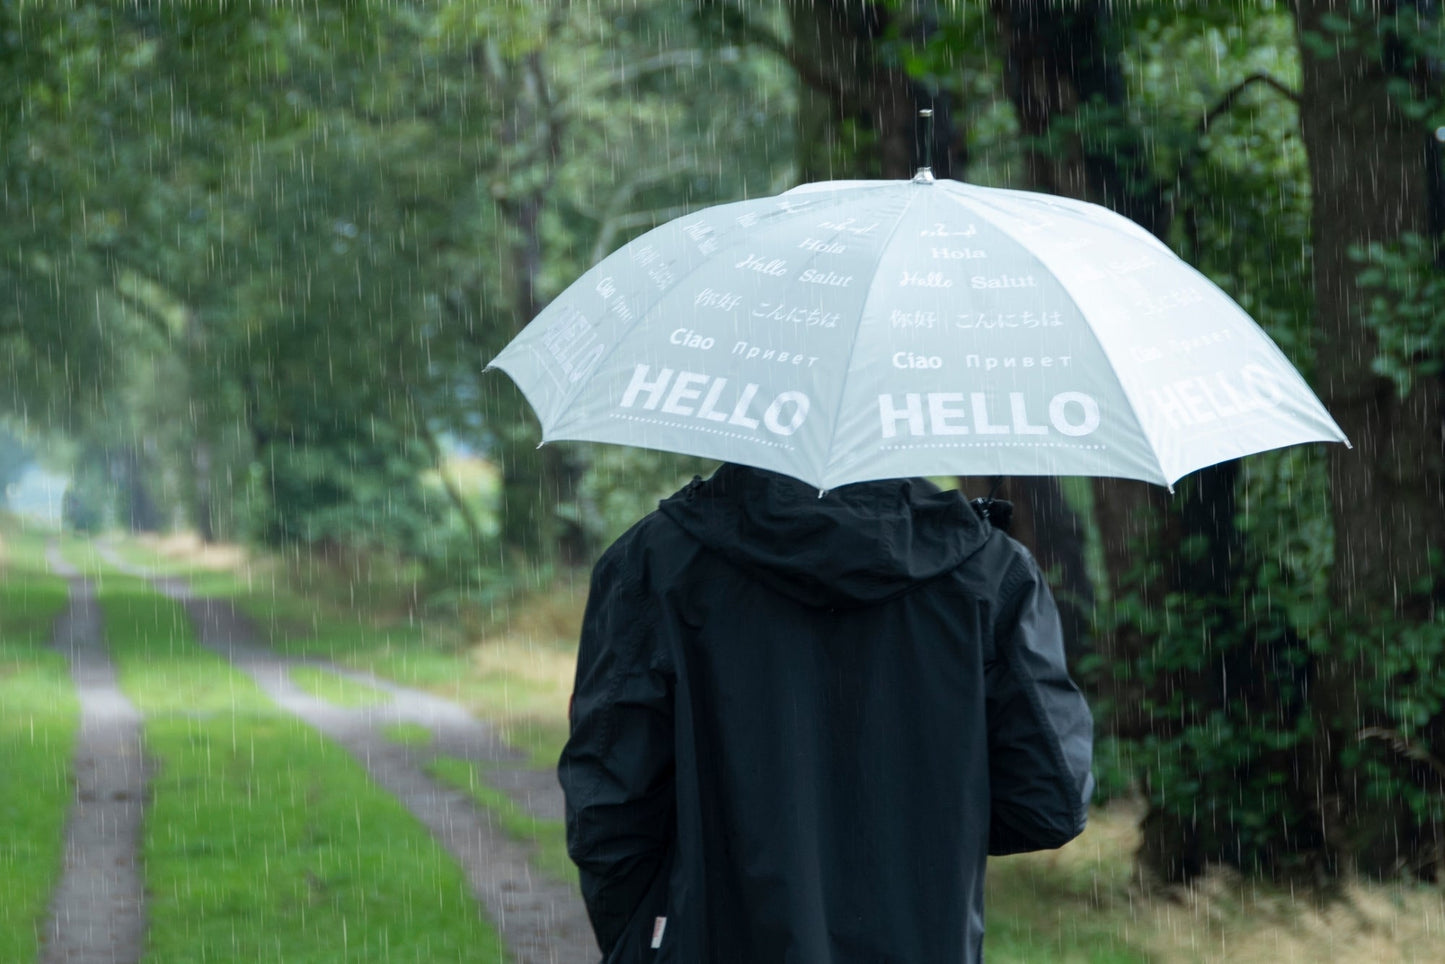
[651,916,667,949]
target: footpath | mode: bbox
[40,545,594,964]
[41,547,147,964]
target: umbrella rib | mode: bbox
[817,184,933,490]
[535,197,763,437]
[936,185,1173,486]
[542,186,901,445]
[497,176,1345,489]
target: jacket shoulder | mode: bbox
[593,509,699,587]
[958,527,1040,604]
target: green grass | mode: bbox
[154,554,576,769]
[986,846,1151,963]
[287,665,389,708]
[78,532,1445,962]
[383,723,433,747]
[0,525,79,963]
[89,568,509,963]
[426,757,576,888]
[92,539,194,576]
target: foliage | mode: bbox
[246,418,440,554]
[579,448,720,546]
[0,424,31,500]
[1354,233,1445,397]
[4,0,1444,887]
[1340,556,1445,858]
[61,449,111,534]
[1049,5,1435,879]
[1300,0,1445,127]
[1106,445,1335,876]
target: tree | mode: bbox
[1293,0,1445,877]
[2,2,798,580]
[0,423,31,502]
[700,0,957,181]
[0,2,127,430]
[978,2,1390,882]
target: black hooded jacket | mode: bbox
[559,464,1094,963]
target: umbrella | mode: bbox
[487,173,1348,491]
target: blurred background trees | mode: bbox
[2,0,1442,885]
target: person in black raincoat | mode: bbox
[559,463,1094,963]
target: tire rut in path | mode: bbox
[41,546,147,964]
[118,559,596,964]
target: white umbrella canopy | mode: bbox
[488,175,1348,491]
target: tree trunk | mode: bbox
[192,440,215,543]
[1294,0,1445,876]
[180,307,217,543]
[788,0,957,180]
[1295,0,1443,614]
[114,441,164,533]
[991,0,1173,678]
[995,0,1263,881]
[992,0,1180,620]
[994,0,1168,235]
[483,34,596,568]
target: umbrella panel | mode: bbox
[490,179,1347,490]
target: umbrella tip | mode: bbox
[914,107,936,183]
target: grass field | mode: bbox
[0,526,78,963]
[286,664,389,708]
[108,533,579,767]
[77,554,509,964]
[110,531,1445,963]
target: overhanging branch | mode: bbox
[1198,72,1300,135]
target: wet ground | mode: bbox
[40,547,595,964]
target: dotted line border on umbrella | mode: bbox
[878,441,1109,451]
[608,413,793,449]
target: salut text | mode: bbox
[970,273,1036,289]
[620,364,811,437]
[879,391,1100,439]
[798,269,853,287]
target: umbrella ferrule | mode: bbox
[913,107,936,183]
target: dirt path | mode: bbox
[41,547,147,964]
[94,549,594,964]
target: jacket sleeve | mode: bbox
[986,550,1094,856]
[558,542,675,957]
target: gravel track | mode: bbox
[41,547,148,964]
[94,548,595,964]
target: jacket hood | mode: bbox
[657,463,992,608]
